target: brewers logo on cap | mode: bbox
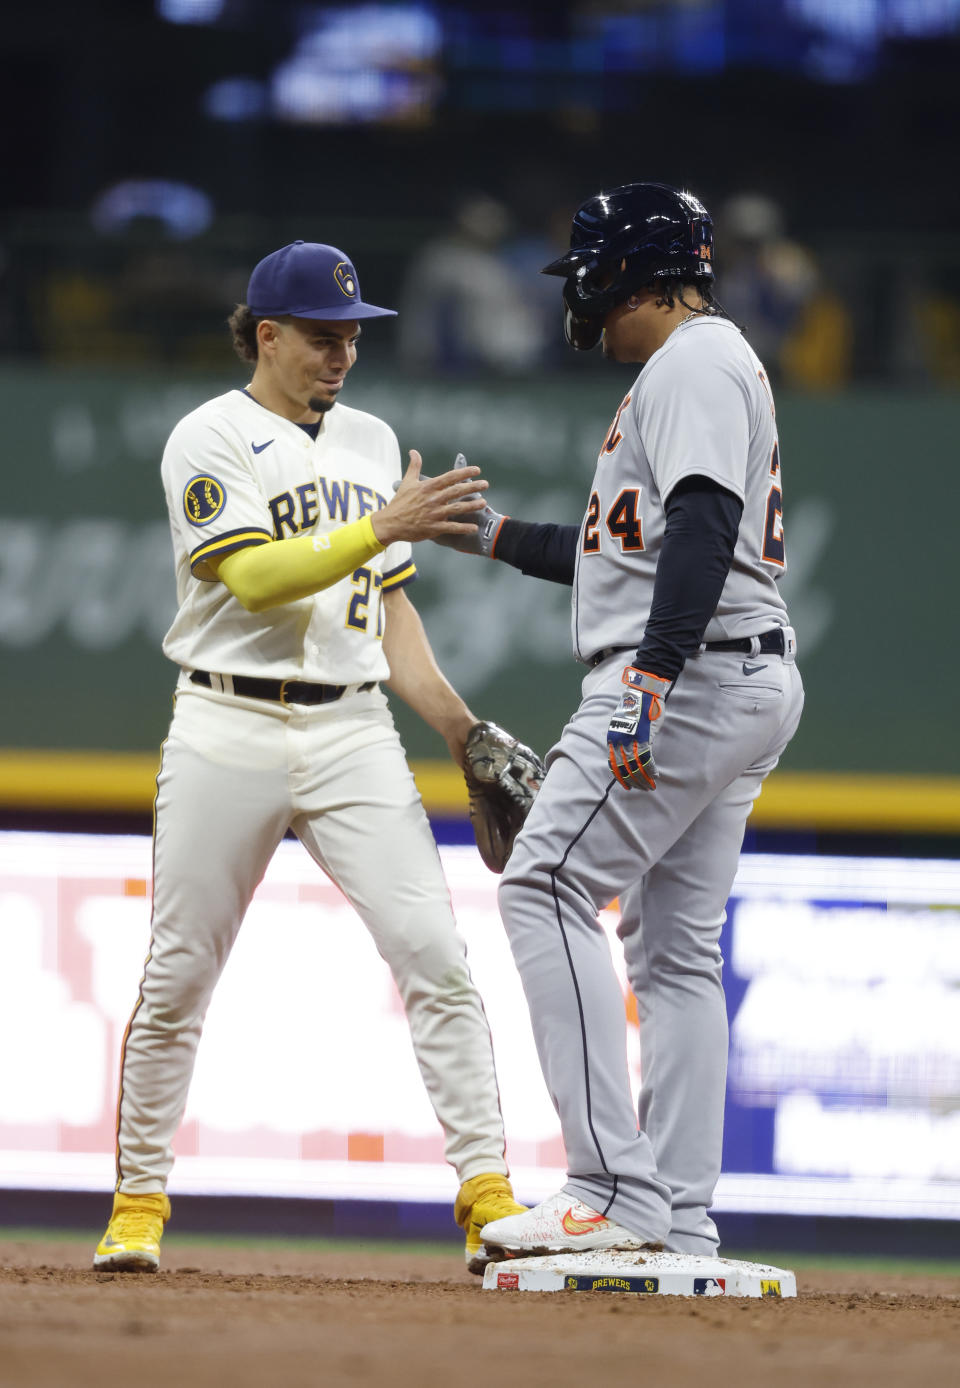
[183,474,226,526]
[335,262,357,298]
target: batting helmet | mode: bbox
[541,182,715,349]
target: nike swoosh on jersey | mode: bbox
[742,662,768,675]
[251,439,275,454]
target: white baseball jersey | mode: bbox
[572,315,788,662]
[111,387,513,1222]
[160,389,415,683]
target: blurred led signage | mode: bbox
[1,833,957,1219]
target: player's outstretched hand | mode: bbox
[372,450,488,546]
[431,454,508,557]
[606,667,670,790]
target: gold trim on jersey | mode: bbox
[381,560,417,591]
[189,528,272,575]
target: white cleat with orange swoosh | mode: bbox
[480,1192,661,1260]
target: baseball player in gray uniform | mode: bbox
[93,240,526,1274]
[439,183,804,1261]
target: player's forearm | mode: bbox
[212,517,385,612]
[382,590,476,765]
[494,519,578,585]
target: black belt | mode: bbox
[589,628,788,668]
[190,669,376,706]
[588,646,634,668]
[702,628,788,655]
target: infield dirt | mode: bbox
[1,1236,958,1388]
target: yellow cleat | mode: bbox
[93,1192,171,1272]
[455,1173,526,1275]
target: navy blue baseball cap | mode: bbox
[246,241,397,320]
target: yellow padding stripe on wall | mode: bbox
[1,750,959,832]
[0,750,163,811]
[412,764,960,832]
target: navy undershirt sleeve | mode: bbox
[493,518,578,585]
[633,475,743,681]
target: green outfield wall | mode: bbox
[0,366,953,775]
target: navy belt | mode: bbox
[190,669,376,706]
[589,628,789,668]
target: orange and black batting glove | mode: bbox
[606,667,671,790]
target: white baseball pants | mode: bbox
[498,646,804,1254]
[115,682,508,1192]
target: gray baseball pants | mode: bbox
[498,645,803,1254]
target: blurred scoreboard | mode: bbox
[0,830,958,1220]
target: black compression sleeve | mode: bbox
[493,518,578,586]
[633,476,743,681]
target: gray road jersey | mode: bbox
[572,315,789,664]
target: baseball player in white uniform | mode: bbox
[437,184,805,1261]
[93,240,526,1274]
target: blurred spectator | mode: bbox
[716,192,852,390]
[37,269,140,365]
[36,180,246,367]
[500,204,581,368]
[913,274,960,386]
[115,242,241,367]
[397,193,549,373]
[37,243,235,369]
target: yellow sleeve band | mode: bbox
[213,515,385,612]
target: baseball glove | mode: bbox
[463,721,546,874]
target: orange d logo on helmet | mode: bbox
[334,261,358,298]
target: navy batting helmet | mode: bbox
[541,182,715,349]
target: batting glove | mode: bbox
[431,453,507,557]
[607,667,670,790]
[390,453,506,557]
